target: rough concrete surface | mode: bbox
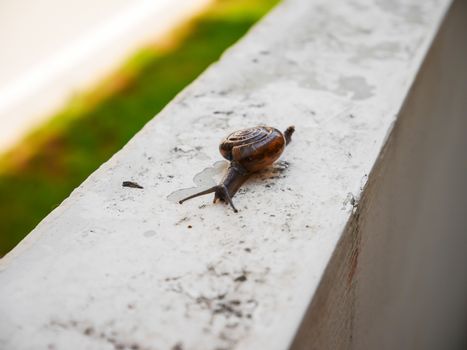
[0,0,452,349]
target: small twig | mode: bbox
[122,181,143,189]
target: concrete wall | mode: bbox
[1,0,465,349]
[292,2,467,348]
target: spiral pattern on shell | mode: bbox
[220,126,272,157]
[219,126,286,172]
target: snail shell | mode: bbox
[219,126,286,172]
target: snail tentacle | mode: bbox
[178,186,218,204]
[284,125,295,145]
[178,184,239,213]
[218,184,238,213]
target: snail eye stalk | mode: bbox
[179,185,238,213]
[179,186,218,204]
[214,185,238,213]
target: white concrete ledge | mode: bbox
[1,0,466,349]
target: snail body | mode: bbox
[179,125,295,212]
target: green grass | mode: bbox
[0,0,280,256]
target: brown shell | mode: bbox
[219,126,286,172]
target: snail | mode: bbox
[179,125,295,212]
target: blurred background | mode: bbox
[0,0,280,256]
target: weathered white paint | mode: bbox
[0,0,212,152]
[0,0,464,349]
